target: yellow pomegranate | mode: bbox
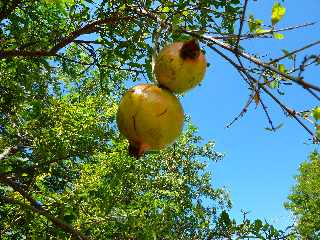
[116,84,184,158]
[154,39,207,93]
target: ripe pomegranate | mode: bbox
[154,39,207,93]
[116,84,184,158]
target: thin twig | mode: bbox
[235,0,249,48]
[55,54,145,74]
[0,173,89,240]
[197,33,320,92]
[269,40,320,64]
[212,22,317,40]
[226,94,255,128]
[305,88,320,101]
[288,58,319,74]
[73,40,104,45]
[243,21,317,40]
[209,45,318,141]
[260,97,276,131]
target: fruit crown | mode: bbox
[179,39,201,60]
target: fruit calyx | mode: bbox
[180,39,201,60]
[128,141,150,159]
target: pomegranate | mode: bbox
[154,39,207,93]
[116,84,184,158]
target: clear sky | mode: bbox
[181,0,320,229]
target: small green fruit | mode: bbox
[117,84,184,158]
[313,106,320,121]
[154,39,207,93]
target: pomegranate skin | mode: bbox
[116,84,184,158]
[154,40,207,93]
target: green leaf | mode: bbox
[273,33,284,40]
[269,79,280,89]
[271,2,286,26]
[278,64,285,73]
[220,210,232,226]
[256,28,269,34]
[161,6,170,13]
[254,219,263,231]
[313,106,320,121]
[248,15,263,33]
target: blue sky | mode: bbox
[181,0,320,229]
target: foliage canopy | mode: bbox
[0,0,319,239]
[285,151,320,239]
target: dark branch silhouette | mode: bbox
[0,14,132,59]
[0,173,89,240]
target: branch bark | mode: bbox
[0,146,18,161]
[0,13,132,59]
[0,173,89,240]
[235,0,248,48]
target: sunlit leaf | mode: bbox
[271,2,286,26]
[313,106,320,121]
[278,64,285,73]
[256,28,269,34]
[273,33,284,40]
[248,15,263,33]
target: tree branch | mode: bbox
[49,14,131,54]
[0,173,89,240]
[55,54,146,74]
[209,45,318,142]
[0,14,132,59]
[198,33,320,92]
[260,97,276,131]
[225,94,254,128]
[131,5,320,92]
[0,146,19,161]
[240,21,317,40]
[212,22,316,40]
[235,0,248,48]
[269,40,320,64]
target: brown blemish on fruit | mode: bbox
[132,115,137,133]
[158,84,171,92]
[157,108,168,117]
